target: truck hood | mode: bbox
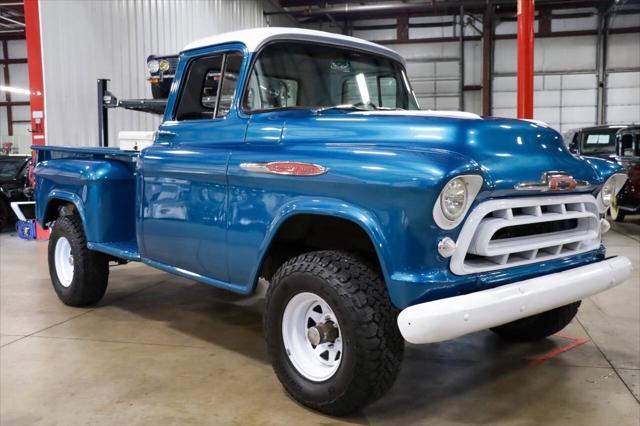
[263,109,605,191]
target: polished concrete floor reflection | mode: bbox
[1,219,639,425]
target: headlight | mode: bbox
[433,175,483,230]
[601,179,615,207]
[159,59,170,72]
[147,59,160,73]
[440,178,468,221]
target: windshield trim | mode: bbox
[239,39,415,116]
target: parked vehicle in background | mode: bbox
[610,126,640,222]
[33,28,633,416]
[564,124,628,159]
[0,155,32,230]
[147,54,179,99]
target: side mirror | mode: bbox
[568,141,578,153]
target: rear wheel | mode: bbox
[48,215,109,306]
[264,251,404,416]
[490,302,580,342]
[610,197,626,222]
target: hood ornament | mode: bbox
[515,171,590,192]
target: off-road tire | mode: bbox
[264,250,404,416]
[490,301,581,342]
[48,215,109,306]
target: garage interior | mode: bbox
[1,0,639,424]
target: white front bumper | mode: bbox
[397,256,633,344]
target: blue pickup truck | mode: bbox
[34,28,632,415]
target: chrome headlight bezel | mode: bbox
[597,173,627,212]
[433,175,484,230]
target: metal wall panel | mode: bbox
[386,41,462,110]
[0,39,31,153]
[606,72,640,124]
[493,73,598,132]
[39,0,265,147]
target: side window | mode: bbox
[217,53,243,117]
[175,54,223,120]
[175,51,242,121]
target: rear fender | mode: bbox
[40,190,87,230]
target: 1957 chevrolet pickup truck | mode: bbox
[34,28,633,415]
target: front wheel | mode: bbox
[610,197,626,222]
[48,215,109,306]
[490,301,580,342]
[264,251,404,416]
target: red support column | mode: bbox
[24,0,49,239]
[24,0,45,145]
[517,0,535,119]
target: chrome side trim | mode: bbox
[239,162,328,176]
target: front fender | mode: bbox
[582,156,626,184]
[249,196,392,291]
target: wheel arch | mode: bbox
[40,191,87,231]
[250,197,392,292]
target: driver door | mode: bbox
[139,50,246,282]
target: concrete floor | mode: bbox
[1,220,639,425]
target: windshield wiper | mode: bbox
[314,104,368,113]
[314,104,406,113]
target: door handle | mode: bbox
[157,130,176,138]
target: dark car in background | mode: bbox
[0,155,32,229]
[610,126,640,222]
[565,125,640,222]
[147,54,179,99]
[564,125,627,160]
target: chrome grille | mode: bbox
[450,195,601,275]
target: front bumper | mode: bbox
[397,256,632,344]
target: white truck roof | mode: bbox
[182,27,405,65]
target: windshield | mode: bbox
[580,130,618,155]
[243,42,419,112]
[0,159,24,179]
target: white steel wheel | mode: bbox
[54,236,74,287]
[610,197,625,222]
[282,292,343,382]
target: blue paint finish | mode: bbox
[239,197,393,294]
[34,158,136,244]
[388,247,606,308]
[33,38,627,310]
[142,257,249,294]
[87,241,141,261]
